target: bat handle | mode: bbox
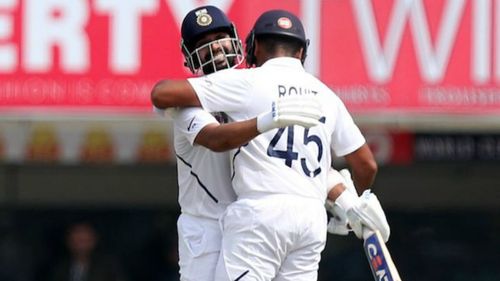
[362,227,374,240]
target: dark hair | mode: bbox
[256,34,303,57]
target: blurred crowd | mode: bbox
[0,209,181,281]
[0,209,498,281]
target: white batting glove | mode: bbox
[339,169,358,195]
[326,202,350,235]
[346,190,391,242]
[256,96,322,133]
[326,168,346,194]
[326,169,390,242]
[327,186,360,235]
[326,168,357,235]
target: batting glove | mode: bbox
[256,96,322,133]
[326,168,357,236]
[346,190,391,242]
[325,168,350,235]
[327,185,360,235]
[326,169,390,242]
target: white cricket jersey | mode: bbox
[188,57,366,202]
[170,107,236,219]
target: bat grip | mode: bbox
[362,227,375,240]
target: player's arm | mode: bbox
[324,168,352,236]
[330,94,377,192]
[344,143,377,193]
[195,97,323,152]
[151,79,201,109]
[194,119,259,152]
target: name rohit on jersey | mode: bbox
[278,85,318,97]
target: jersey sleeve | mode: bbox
[330,96,366,157]
[187,69,251,113]
[174,107,219,146]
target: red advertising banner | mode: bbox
[324,0,500,115]
[1,0,500,115]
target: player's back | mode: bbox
[172,108,236,220]
[190,57,365,202]
[232,58,339,201]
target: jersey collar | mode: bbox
[261,57,304,70]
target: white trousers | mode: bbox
[177,213,222,281]
[215,195,327,281]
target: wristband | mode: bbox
[327,169,345,194]
[256,111,274,133]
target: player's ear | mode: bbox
[253,39,261,66]
[300,39,309,64]
[296,48,304,61]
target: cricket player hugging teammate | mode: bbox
[326,169,402,281]
[152,6,400,281]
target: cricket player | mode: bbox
[156,6,322,281]
[152,9,389,281]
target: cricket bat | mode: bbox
[363,229,402,281]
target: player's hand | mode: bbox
[325,168,350,235]
[256,96,322,133]
[325,169,390,242]
[346,190,391,242]
[326,168,356,235]
[326,203,350,235]
[326,181,359,235]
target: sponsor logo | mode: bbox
[187,117,197,131]
[365,234,391,281]
[277,17,292,29]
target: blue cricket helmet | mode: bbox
[180,5,244,74]
[245,9,309,66]
[181,5,233,49]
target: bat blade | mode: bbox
[363,230,402,281]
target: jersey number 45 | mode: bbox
[267,117,326,177]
